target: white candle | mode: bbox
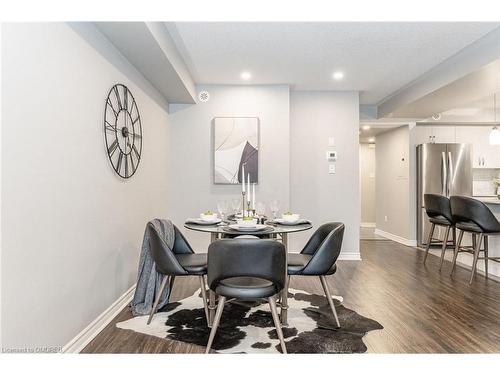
[252,183,256,209]
[241,164,245,193]
[247,174,251,202]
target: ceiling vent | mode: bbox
[198,90,210,103]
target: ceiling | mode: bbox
[421,90,500,123]
[359,125,399,143]
[168,22,499,105]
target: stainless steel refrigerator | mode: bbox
[417,143,472,246]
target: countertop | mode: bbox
[474,196,500,205]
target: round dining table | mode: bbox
[184,220,313,326]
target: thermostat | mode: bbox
[326,151,337,161]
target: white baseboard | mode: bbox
[360,222,376,228]
[338,252,362,260]
[374,229,417,247]
[62,284,136,353]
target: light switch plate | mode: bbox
[329,164,336,174]
[326,151,337,161]
[328,137,335,146]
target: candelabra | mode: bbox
[241,191,246,217]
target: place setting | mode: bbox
[185,166,312,236]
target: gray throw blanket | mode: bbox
[130,219,175,316]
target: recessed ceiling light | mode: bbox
[362,125,371,131]
[332,71,344,80]
[241,71,251,80]
[368,138,375,143]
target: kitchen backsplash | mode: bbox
[473,169,500,196]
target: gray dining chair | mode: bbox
[287,222,345,328]
[205,238,287,354]
[146,222,210,325]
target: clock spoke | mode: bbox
[113,85,123,110]
[105,120,117,133]
[129,152,136,173]
[106,99,118,117]
[123,86,128,110]
[116,152,124,173]
[108,139,119,157]
[124,153,129,178]
[132,144,141,160]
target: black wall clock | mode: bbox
[104,84,142,178]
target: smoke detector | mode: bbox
[431,113,442,121]
[198,90,210,103]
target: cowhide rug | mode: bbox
[117,288,383,354]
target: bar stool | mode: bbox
[450,196,500,284]
[423,194,456,269]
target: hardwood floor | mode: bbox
[82,240,500,353]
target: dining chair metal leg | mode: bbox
[208,290,216,327]
[484,236,489,279]
[147,275,169,325]
[423,223,436,265]
[268,296,287,354]
[205,295,226,354]
[168,276,176,299]
[451,229,464,275]
[439,226,451,271]
[469,233,484,285]
[319,275,340,328]
[199,276,210,324]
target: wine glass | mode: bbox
[256,202,266,224]
[231,198,241,215]
[256,202,266,217]
[270,200,280,219]
[217,201,229,222]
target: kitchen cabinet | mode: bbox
[413,126,456,144]
[455,126,500,168]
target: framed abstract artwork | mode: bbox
[213,117,259,184]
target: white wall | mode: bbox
[1,23,169,349]
[168,85,290,252]
[375,126,412,242]
[290,92,360,258]
[359,143,376,225]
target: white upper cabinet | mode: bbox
[414,125,500,169]
[413,126,456,144]
[456,126,500,168]
[431,126,456,143]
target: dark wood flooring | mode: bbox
[82,239,500,353]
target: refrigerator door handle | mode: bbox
[448,151,453,197]
[441,151,447,196]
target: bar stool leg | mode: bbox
[469,233,484,285]
[439,226,450,271]
[484,236,489,279]
[451,230,464,275]
[423,223,436,265]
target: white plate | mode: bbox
[186,218,221,225]
[273,218,306,225]
[228,224,268,232]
